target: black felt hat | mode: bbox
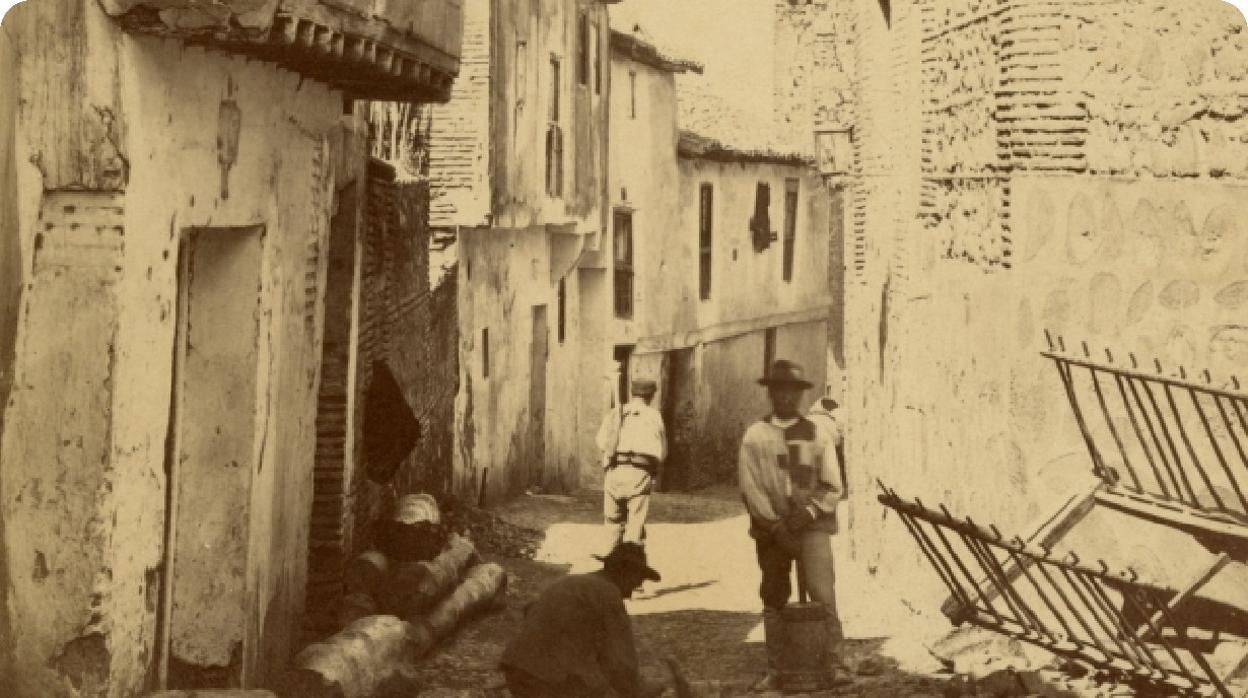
[758,359,814,389]
[594,542,661,581]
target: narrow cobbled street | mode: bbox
[415,488,1091,697]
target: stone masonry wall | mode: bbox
[773,0,857,155]
[832,0,1248,615]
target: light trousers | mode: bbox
[603,465,652,549]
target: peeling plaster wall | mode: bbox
[456,225,563,502]
[455,223,599,501]
[449,0,613,500]
[607,54,685,347]
[0,0,344,692]
[673,157,833,339]
[489,0,610,233]
[0,21,20,688]
[828,0,1248,615]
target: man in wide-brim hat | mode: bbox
[500,542,665,697]
[739,359,845,690]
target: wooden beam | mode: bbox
[1137,553,1233,639]
[1094,489,1248,551]
[939,484,1100,620]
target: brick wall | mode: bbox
[305,158,459,636]
[427,0,492,227]
[352,159,459,576]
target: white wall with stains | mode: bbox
[450,0,615,501]
[0,0,351,692]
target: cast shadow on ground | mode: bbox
[495,485,747,531]
[641,580,719,601]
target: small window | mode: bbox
[629,71,637,119]
[614,209,634,318]
[763,327,777,375]
[515,39,528,109]
[750,182,772,252]
[482,328,490,377]
[546,57,564,197]
[549,57,560,122]
[782,178,799,282]
[577,13,590,86]
[698,184,713,301]
[557,277,567,344]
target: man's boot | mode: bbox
[752,608,784,692]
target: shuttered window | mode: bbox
[699,184,713,301]
[783,178,799,282]
[750,182,772,252]
[614,210,634,318]
[546,58,563,197]
[557,277,567,343]
[482,328,490,378]
[577,13,589,86]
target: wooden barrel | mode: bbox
[778,601,838,692]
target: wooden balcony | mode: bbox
[100,0,463,102]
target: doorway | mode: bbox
[160,226,265,689]
[613,344,634,406]
[529,305,548,489]
[659,347,695,492]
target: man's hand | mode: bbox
[783,503,819,532]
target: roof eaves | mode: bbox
[676,130,814,167]
[610,30,704,75]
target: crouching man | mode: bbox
[739,360,845,690]
[499,542,667,697]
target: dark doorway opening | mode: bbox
[613,344,633,406]
[530,305,549,489]
[659,348,696,492]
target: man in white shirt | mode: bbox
[739,360,844,690]
[598,380,666,550]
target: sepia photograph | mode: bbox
[2,0,1248,695]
